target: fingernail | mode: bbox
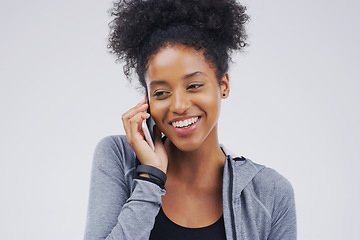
[137,99,145,106]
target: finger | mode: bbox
[154,125,166,153]
[122,103,148,123]
[136,98,146,106]
[129,111,150,143]
[122,103,148,137]
[152,126,168,173]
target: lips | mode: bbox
[171,117,199,128]
[169,116,201,136]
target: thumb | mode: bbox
[153,125,164,147]
[153,125,168,173]
[153,125,167,155]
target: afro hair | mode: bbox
[108,0,249,88]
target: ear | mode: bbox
[220,73,230,99]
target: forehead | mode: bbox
[145,45,215,82]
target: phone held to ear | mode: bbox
[142,107,156,150]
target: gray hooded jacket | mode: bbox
[84,135,296,240]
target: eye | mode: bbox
[153,90,170,99]
[187,84,203,90]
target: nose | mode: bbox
[169,90,191,114]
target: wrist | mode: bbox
[136,175,165,189]
[136,165,167,188]
[142,162,167,174]
[151,164,167,175]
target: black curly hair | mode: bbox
[108,0,249,89]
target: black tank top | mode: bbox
[149,207,226,240]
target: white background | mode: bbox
[0,0,359,239]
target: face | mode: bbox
[145,45,229,152]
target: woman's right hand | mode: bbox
[121,99,168,174]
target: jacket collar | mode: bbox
[221,144,266,239]
[221,144,266,198]
[220,144,244,160]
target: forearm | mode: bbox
[104,179,165,240]
[84,136,165,240]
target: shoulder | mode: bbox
[223,146,294,200]
[244,162,295,217]
[251,166,294,194]
[252,166,294,200]
[95,135,128,150]
[248,164,297,236]
[231,157,294,204]
[93,135,137,174]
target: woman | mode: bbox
[84,0,296,239]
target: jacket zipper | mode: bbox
[228,156,237,240]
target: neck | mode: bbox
[165,129,226,185]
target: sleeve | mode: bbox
[83,136,166,240]
[267,176,297,240]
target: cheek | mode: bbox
[197,88,221,110]
[149,102,169,125]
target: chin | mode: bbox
[173,143,200,152]
[167,134,206,153]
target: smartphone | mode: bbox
[141,100,156,150]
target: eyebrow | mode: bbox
[149,71,205,86]
[183,71,204,80]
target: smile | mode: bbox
[171,117,199,128]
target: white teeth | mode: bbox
[172,117,199,128]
